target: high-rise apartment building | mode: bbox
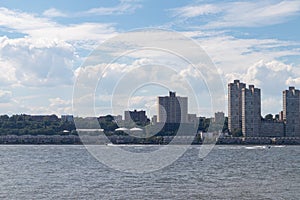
[158,91,188,123]
[242,85,261,137]
[283,87,300,137]
[228,80,246,134]
[228,80,300,137]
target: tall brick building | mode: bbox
[158,91,188,123]
[242,85,261,137]
[283,87,300,137]
[227,80,298,137]
[228,80,246,135]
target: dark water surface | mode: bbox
[0,145,299,199]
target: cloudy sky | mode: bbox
[0,0,299,117]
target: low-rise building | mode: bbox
[214,112,225,124]
[260,120,285,137]
[61,115,74,122]
[187,114,198,124]
[124,110,149,125]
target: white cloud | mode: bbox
[0,36,75,87]
[262,97,282,116]
[170,4,220,18]
[0,7,55,32]
[209,0,300,28]
[42,0,142,18]
[0,3,298,117]
[74,59,208,116]
[49,97,71,107]
[225,60,296,90]
[170,0,300,28]
[49,97,72,114]
[194,34,300,74]
[0,59,16,85]
[0,7,117,42]
[3,96,73,116]
[43,8,67,18]
[85,0,142,16]
[225,60,300,115]
[286,77,300,86]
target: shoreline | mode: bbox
[0,135,299,145]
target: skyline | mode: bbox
[0,0,300,117]
[0,83,299,120]
[98,83,299,120]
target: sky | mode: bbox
[0,0,299,117]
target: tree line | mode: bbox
[0,114,76,135]
[0,114,229,136]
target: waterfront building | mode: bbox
[187,114,197,124]
[113,115,123,123]
[228,80,285,137]
[228,80,246,134]
[151,115,157,125]
[283,87,300,137]
[158,91,188,123]
[242,85,261,137]
[260,120,285,137]
[124,110,149,125]
[279,111,284,121]
[61,115,74,122]
[214,112,225,124]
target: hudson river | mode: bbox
[0,145,299,199]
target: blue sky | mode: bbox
[0,0,300,117]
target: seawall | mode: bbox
[0,135,300,145]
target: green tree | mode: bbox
[231,129,243,137]
[264,114,273,120]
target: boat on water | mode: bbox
[245,145,267,149]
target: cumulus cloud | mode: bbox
[0,2,298,117]
[0,36,75,87]
[225,60,300,115]
[74,58,209,116]
[225,60,296,92]
[0,59,16,85]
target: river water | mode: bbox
[0,145,299,199]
